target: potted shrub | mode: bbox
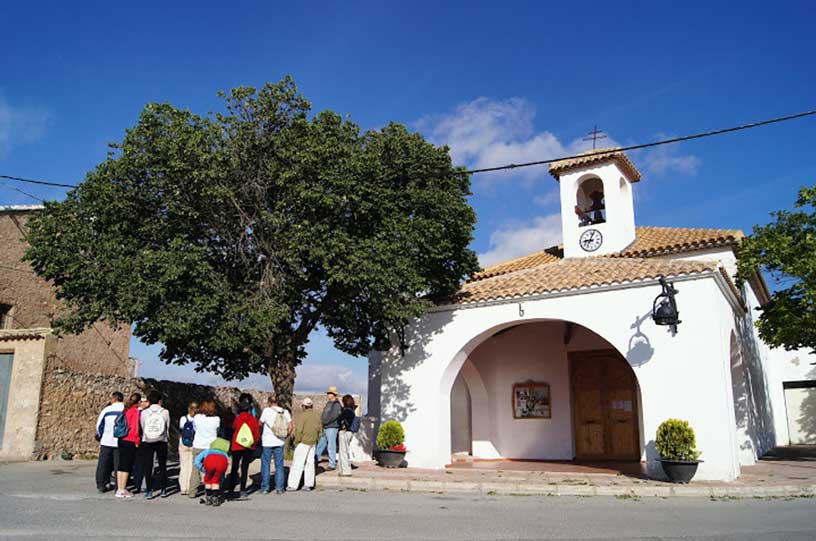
[656,418,702,483]
[376,420,406,468]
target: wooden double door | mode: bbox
[570,350,640,461]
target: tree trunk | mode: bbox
[268,359,296,411]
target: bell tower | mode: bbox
[549,148,641,258]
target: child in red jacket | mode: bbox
[194,437,230,506]
[229,397,260,498]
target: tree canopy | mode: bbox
[24,77,480,407]
[737,186,816,354]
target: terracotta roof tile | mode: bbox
[454,258,717,305]
[471,226,743,283]
[548,147,641,182]
[471,246,563,281]
[614,226,744,258]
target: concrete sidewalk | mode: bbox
[314,456,816,498]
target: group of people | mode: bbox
[95,385,359,505]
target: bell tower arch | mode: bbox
[549,149,641,258]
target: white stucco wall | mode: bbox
[466,323,574,460]
[369,271,745,481]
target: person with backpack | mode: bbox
[193,436,231,506]
[94,391,124,493]
[188,400,221,498]
[138,389,170,500]
[337,394,359,477]
[314,386,342,470]
[114,392,142,498]
[129,395,150,493]
[287,397,322,491]
[259,394,292,494]
[228,397,260,499]
[178,401,198,495]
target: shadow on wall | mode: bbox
[367,310,453,441]
[795,366,816,443]
[730,311,776,459]
[626,312,655,367]
[644,440,665,480]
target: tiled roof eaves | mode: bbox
[615,238,741,259]
[438,266,720,311]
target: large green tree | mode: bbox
[737,186,816,354]
[25,77,479,408]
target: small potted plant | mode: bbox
[656,418,702,483]
[376,420,406,468]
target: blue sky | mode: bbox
[2,1,814,395]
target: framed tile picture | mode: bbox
[512,382,551,419]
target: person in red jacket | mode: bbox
[228,396,260,499]
[115,392,142,498]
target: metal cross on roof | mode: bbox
[583,125,607,149]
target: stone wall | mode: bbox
[35,364,362,459]
[0,208,131,377]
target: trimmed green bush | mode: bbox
[655,418,701,461]
[376,420,405,450]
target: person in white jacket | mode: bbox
[138,390,171,500]
[94,391,124,493]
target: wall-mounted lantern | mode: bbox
[652,275,681,332]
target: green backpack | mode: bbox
[209,437,231,454]
[235,422,255,448]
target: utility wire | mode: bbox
[0,174,75,188]
[460,109,816,174]
[0,181,46,202]
[1,109,815,186]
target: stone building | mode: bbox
[0,205,132,459]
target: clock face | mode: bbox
[579,229,603,252]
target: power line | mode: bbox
[0,174,76,188]
[461,109,816,174]
[1,109,815,186]
[0,181,46,202]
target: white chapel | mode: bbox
[367,148,815,481]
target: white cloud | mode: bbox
[416,97,566,184]
[533,189,560,208]
[0,98,51,158]
[478,214,562,267]
[638,137,701,176]
[138,356,366,396]
[416,98,701,184]
[294,363,366,395]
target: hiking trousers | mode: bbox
[229,449,255,492]
[95,445,119,491]
[139,441,168,492]
[338,430,354,475]
[178,444,194,494]
[188,448,206,497]
[287,443,316,490]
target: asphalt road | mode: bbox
[1,461,815,540]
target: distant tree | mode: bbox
[24,77,479,408]
[737,186,816,354]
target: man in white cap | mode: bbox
[314,386,342,470]
[287,397,322,491]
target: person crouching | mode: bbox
[194,437,231,506]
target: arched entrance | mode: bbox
[447,320,642,465]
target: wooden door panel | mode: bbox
[571,350,640,461]
[574,389,604,456]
